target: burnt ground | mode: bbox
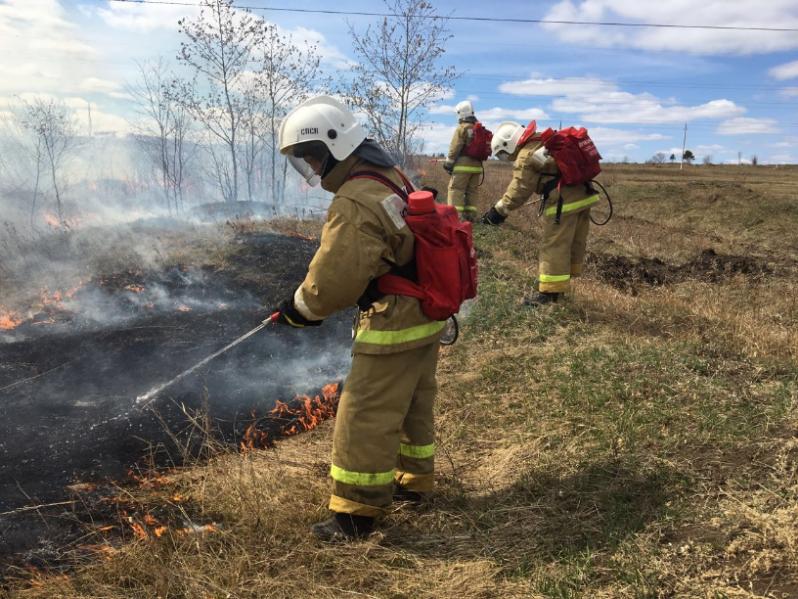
[586,248,778,294]
[0,231,352,575]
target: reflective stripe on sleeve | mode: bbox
[544,194,599,217]
[454,206,478,212]
[538,273,571,283]
[399,443,435,459]
[355,320,446,346]
[330,464,395,486]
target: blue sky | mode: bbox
[2,0,797,164]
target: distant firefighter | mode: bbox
[482,121,602,306]
[443,100,492,221]
[273,95,445,542]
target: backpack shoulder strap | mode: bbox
[348,168,414,201]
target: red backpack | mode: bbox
[347,170,478,321]
[461,122,493,161]
[539,126,602,185]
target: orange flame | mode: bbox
[240,382,340,451]
[125,284,145,293]
[0,308,22,330]
[176,304,191,312]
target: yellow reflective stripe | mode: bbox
[455,205,477,212]
[399,443,435,459]
[330,464,395,486]
[453,165,483,173]
[355,320,446,345]
[544,194,599,216]
[539,273,570,283]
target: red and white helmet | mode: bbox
[491,121,525,160]
[279,95,367,185]
[455,100,474,120]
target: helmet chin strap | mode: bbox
[320,152,339,179]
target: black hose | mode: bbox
[589,179,613,226]
[440,315,459,346]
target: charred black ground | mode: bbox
[0,229,351,575]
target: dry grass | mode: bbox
[5,163,798,599]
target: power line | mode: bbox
[107,0,798,33]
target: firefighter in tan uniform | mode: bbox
[482,121,599,305]
[443,100,483,221]
[274,96,445,541]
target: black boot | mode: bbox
[311,512,374,542]
[480,206,506,226]
[392,483,426,504]
[522,291,561,306]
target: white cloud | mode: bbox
[769,60,798,80]
[587,127,669,147]
[500,76,744,125]
[499,77,615,97]
[78,77,131,100]
[430,104,548,121]
[92,2,201,32]
[779,87,798,97]
[0,0,100,97]
[416,122,453,155]
[542,1,798,55]
[717,117,778,135]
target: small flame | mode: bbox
[240,382,340,451]
[176,304,191,312]
[125,284,145,293]
[0,308,22,330]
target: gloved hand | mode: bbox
[442,160,454,175]
[271,298,323,328]
[481,206,507,226]
[482,206,507,225]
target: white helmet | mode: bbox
[455,100,474,120]
[491,121,525,159]
[279,95,367,185]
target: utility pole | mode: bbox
[87,101,92,137]
[738,151,742,166]
[680,123,687,171]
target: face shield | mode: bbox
[495,150,512,162]
[287,155,322,187]
[285,141,331,187]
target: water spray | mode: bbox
[135,311,281,408]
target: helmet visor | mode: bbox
[495,150,512,162]
[287,154,321,187]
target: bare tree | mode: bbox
[129,59,194,214]
[253,23,326,203]
[344,0,456,167]
[19,98,77,227]
[702,155,713,165]
[649,152,666,164]
[175,0,263,202]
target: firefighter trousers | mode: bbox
[538,208,591,294]
[329,341,439,518]
[447,171,480,221]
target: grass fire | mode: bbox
[2,160,796,598]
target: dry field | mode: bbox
[4,162,798,598]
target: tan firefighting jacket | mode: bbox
[495,139,599,217]
[447,121,483,175]
[293,154,445,355]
